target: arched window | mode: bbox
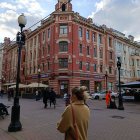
[59,41,68,52]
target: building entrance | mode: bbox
[94,81,102,92]
[59,80,69,96]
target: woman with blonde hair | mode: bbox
[57,86,90,140]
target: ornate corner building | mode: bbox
[1,0,140,95]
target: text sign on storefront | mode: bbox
[93,75,104,79]
[32,74,49,79]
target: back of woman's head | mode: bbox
[72,87,84,100]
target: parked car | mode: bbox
[91,91,118,100]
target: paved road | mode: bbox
[0,97,140,140]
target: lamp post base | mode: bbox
[118,95,124,110]
[8,104,22,132]
[118,105,124,110]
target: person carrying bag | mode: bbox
[57,86,90,140]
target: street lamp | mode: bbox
[8,13,27,132]
[38,68,41,91]
[105,68,108,91]
[117,57,124,110]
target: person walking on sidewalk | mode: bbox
[105,90,111,108]
[57,86,90,140]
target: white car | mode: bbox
[91,91,118,100]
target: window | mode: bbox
[60,25,68,35]
[79,61,82,70]
[137,70,140,77]
[86,62,90,71]
[100,50,103,58]
[93,64,97,72]
[94,48,97,57]
[132,59,134,66]
[86,30,90,40]
[23,54,25,62]
[109,37,112,47]
[100,65,103,73]
[33,66,35,73]
[23,67,25,75]
[87,46,90,55]
[59,58,68,68]
[62,4,66,11]
[137,59,139,66]
[92,32,96,42]
[79,44,82,53]
[42,63,44,71]
[47,62,50,70]
[99,34,102,44]
[79,27,82,37]
[43,31,45,40]
[109,66,112,74]
[48,28,50,38]
[48,45,50,54]
[34,36,36,45]
[42,46,45,56]
[30,67,32,74]
[59,41,68,52]
[30,52,32,60]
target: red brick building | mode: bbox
[2,0,116,95]
[24,0,116,95]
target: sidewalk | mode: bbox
[0,97,140,140]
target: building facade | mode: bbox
[1,0,140,95]
[24,0,116,95]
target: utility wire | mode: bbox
[10,0,72,42]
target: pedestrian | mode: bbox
[109,96,117,109]
[35,89,39,101]
[57,86,90,140]
[105,90,111,108]
[80,86,90,107]
[49,88,56,108]
[65,93,70,106]
[7,89,12,101]
[42,88,50,108]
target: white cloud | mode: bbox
[0,0,140,42]
[0,2,17,11]
[0,0,48,42]
[89,0,140,41]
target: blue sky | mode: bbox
[0,0,140,43]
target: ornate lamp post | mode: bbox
[105,68,108,91]
[117,57,124,110]
[38,68,41,91]
[8,13,27,132]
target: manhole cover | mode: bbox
[111,116,125,119]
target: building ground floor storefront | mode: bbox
[1,73,116,96]
[33,73,116,96]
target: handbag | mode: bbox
[71,104,79,140]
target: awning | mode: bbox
[9,84,28,89]
[3,82,16,86]
[121,81,140,88]
[27,82,48,88]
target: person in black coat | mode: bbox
[49,88,56,108]
[42,88,50,108]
